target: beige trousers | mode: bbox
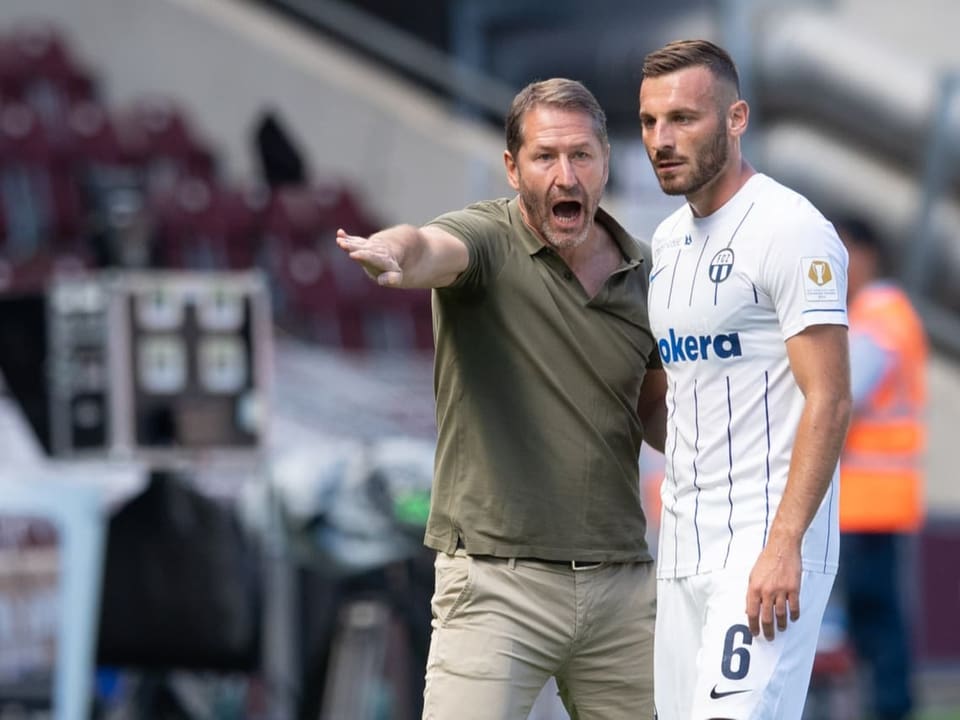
[422,551,656,720]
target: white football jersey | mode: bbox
[648,173,848,579]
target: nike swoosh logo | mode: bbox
[710,685,750,700]
[650,266,668,282]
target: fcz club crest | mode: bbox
[708,248,735,283]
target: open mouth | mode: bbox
[552,200,583,226]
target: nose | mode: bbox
[556,154,577,188]
[645,121,674,152]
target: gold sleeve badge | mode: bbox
[802,258,839,301]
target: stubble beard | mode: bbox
[655,122,729,197]
[519,186,594,251]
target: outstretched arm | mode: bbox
[336,224,469,289]
[745,323,852,640]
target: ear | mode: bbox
[504,149,520,191]
[728,99,749,139]
[602,142,611,188]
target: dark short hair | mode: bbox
[504,78,608,159]
[641,39,741,97]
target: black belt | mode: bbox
[456,540,606,571]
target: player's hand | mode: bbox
[336,228,404,287]
[745,540,802,640]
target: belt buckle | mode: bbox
[570,560,603,571]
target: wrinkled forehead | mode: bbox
[519,105,606,148]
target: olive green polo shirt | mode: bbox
[424,197,660,562]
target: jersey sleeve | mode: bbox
[760,208,849,341]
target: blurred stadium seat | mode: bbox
[0,100,92,288]
[0,21,97,134]
[261,183,353,345]
[0,16,428,350]
[150,176,267,270]
[114,96,217,194]
[258,182,433,350]
[57,99,148,267]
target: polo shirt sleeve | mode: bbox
[427,202,509,292]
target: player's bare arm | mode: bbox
[637,367,668,453]
[746,323,852,640]
[336,224,469,289]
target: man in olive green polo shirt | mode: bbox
[336,78,666,720]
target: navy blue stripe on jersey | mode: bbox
[763,371,772,547]
[712,203,755,306]
[666,248,682,309]
[692,379,703,573]
[723,376,735,569]
[661,210,688,311]
[752,283,759,304]
[688,235,710,307]
[802,308,845,314]
[668,379,680,578]
[726,202,755,249]
[823,477,836,572]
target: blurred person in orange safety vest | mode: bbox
[834,216,928,720]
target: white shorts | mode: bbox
[654,567,834,720]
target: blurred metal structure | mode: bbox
[747,6,960,354]
[46,270,272,461]
[265,0,515,119]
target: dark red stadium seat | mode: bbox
[259,184,432,349]
[150,177,266,271]
[4,21,81,81]
[115,96,217,193]
[0,22,97,135]
[259,184,352,345]
[0,101,58,259]
[52,100,151,267]
[60,100,127,165]
[2,99,90,247]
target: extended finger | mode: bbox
[760,593,776,640]
[760,595,776,640]
[788,591,800,622]
[745,592,761,637]
[336,229,365,248]
[348,248,397,269]
[775,595,788,632]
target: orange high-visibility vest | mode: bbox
[839,282,927,532]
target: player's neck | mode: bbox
[687,158,755,218]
